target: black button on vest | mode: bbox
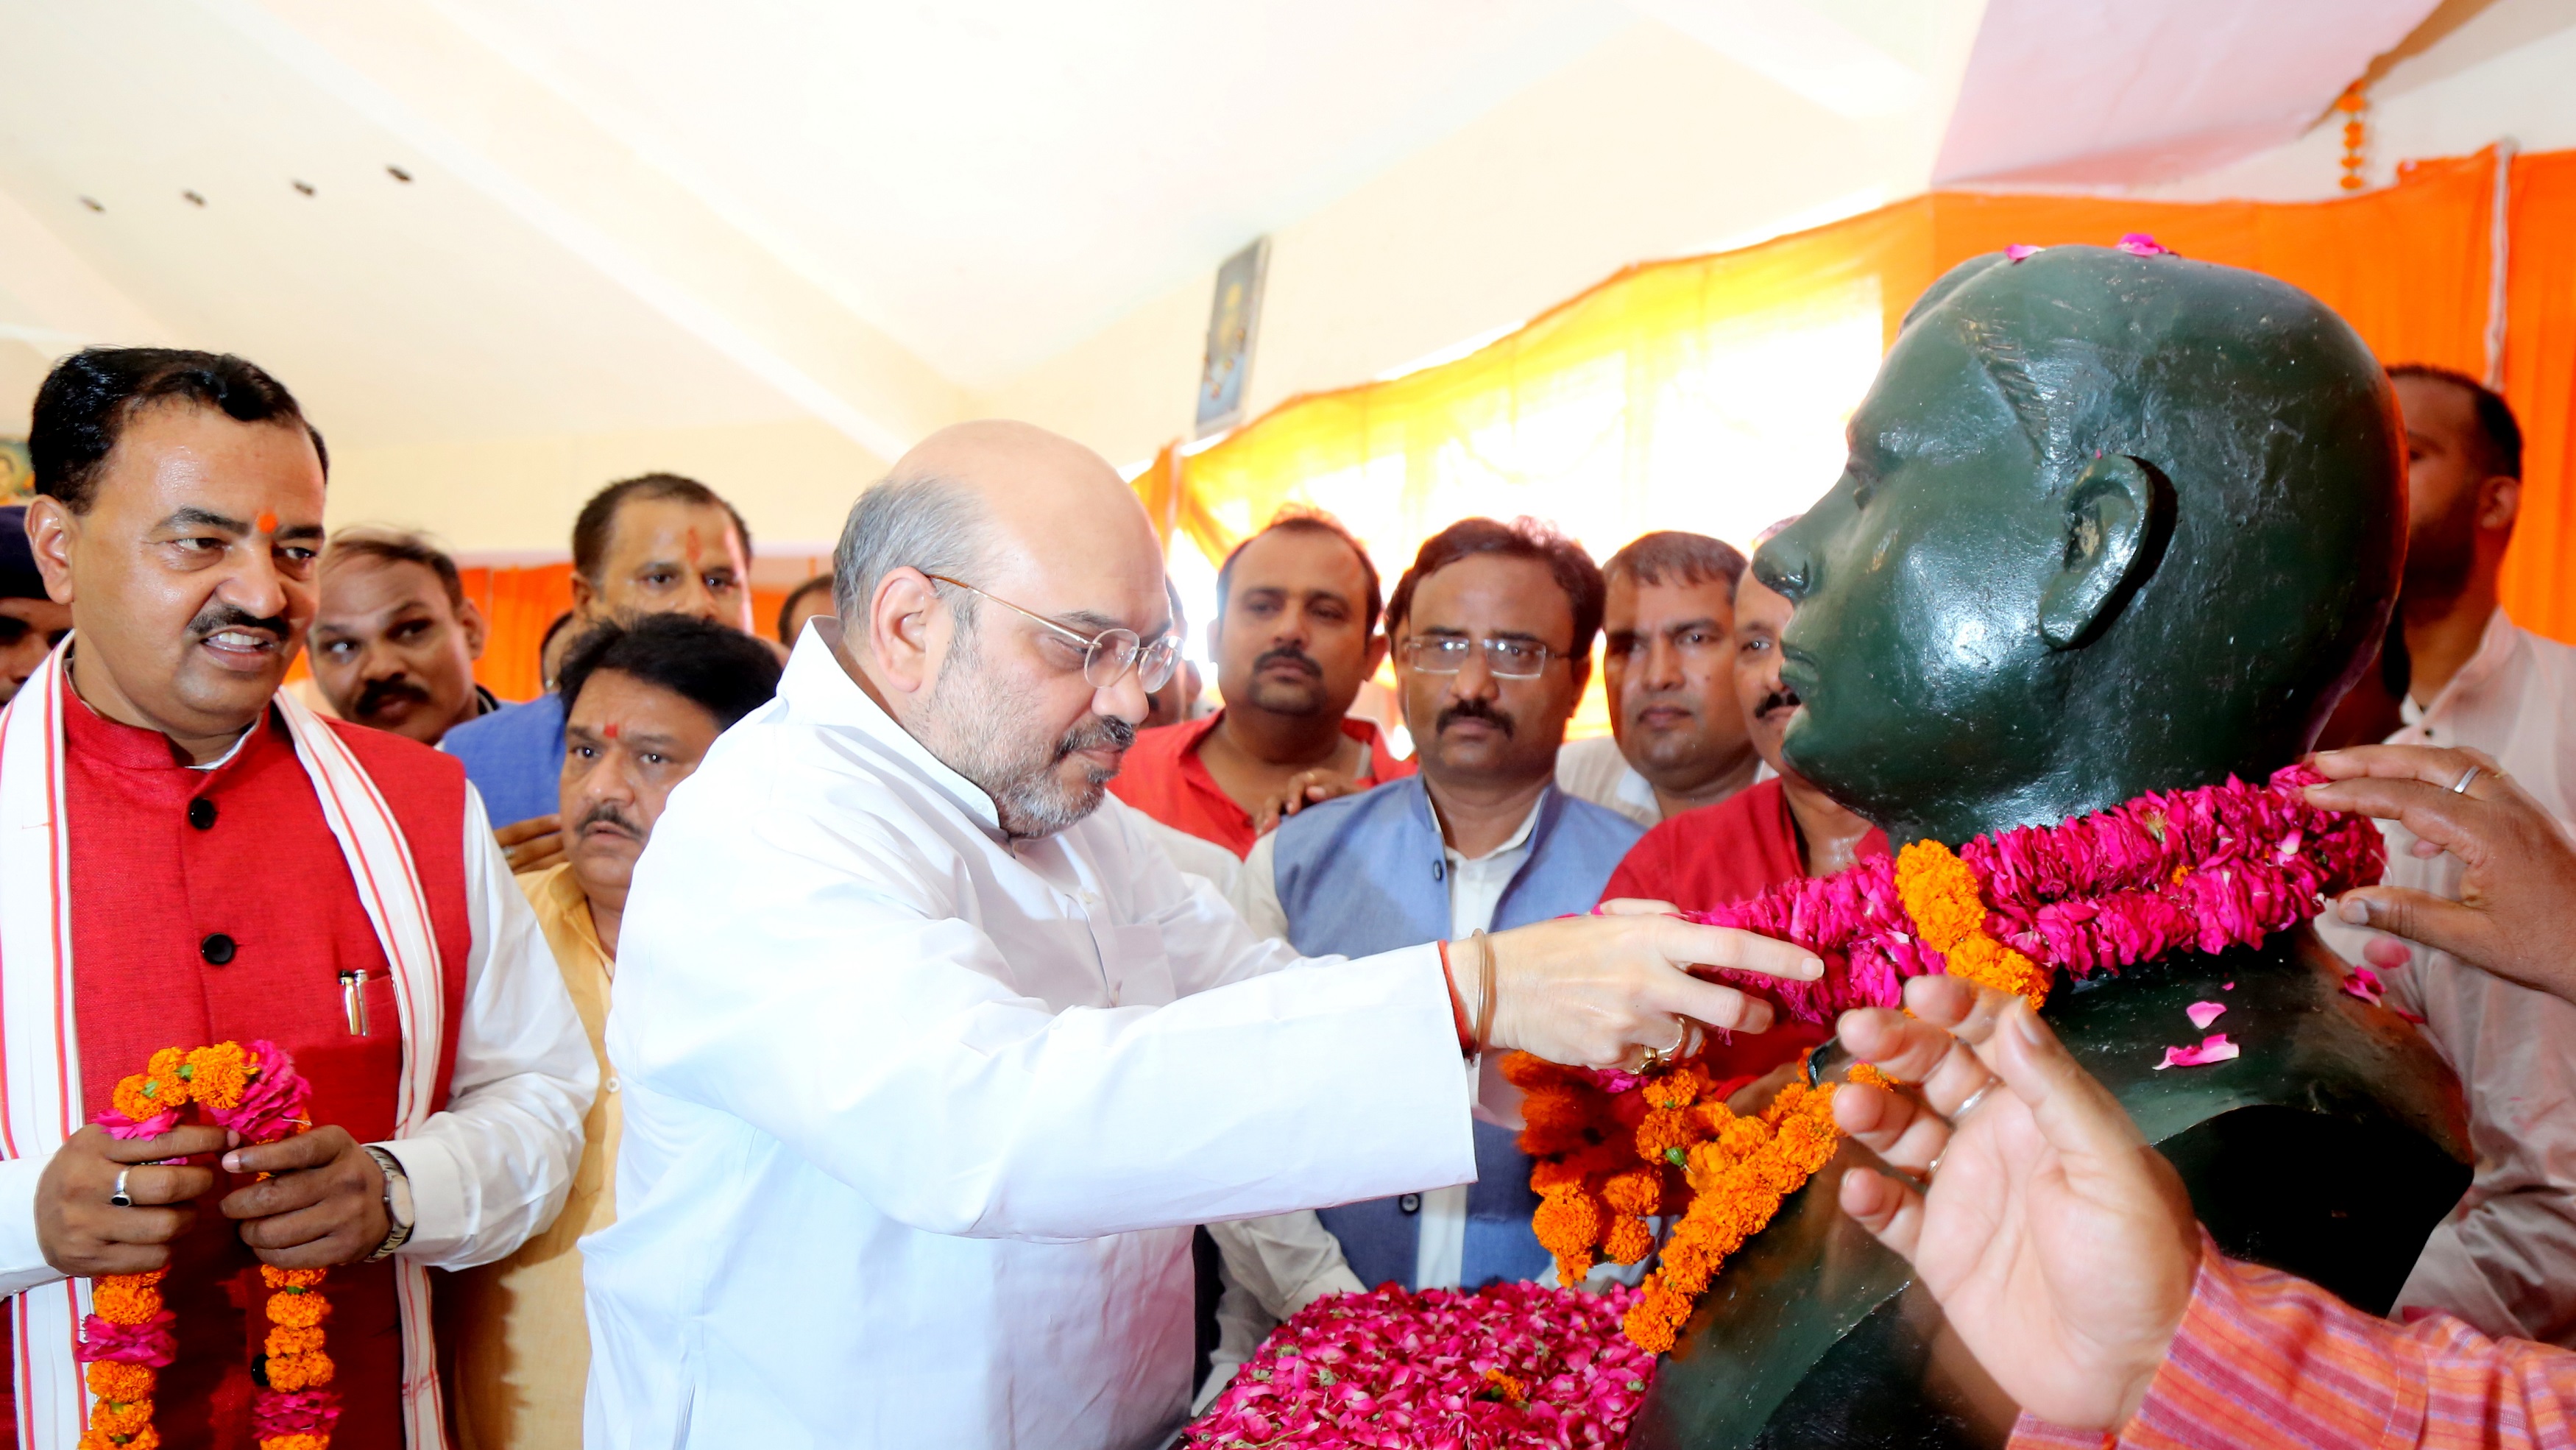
[1398,1193,1422,1214]
[188,799,216,830]
[199,933,236,966]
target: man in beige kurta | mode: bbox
[450,612,783,1447]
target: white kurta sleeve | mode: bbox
[0,1155,59,1295]
[1228,832,1290,944]
[1206,1211,1365,1320]
[372,786,596,1269]
[610,782,1476,1242]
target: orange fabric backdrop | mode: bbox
[1147,147,2572,655]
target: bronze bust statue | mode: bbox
[1631,246,2472,1448]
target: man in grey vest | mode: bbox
[1214,516,1646,1400]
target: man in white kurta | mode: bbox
[582,421,1812,1449]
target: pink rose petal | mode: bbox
[2222,981,2234,991]
[2186,1001,2226,1030]
[2153,1033,2240,1070]
[2117,232,2173,257]
[2005,243,2040,262]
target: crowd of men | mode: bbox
[1,336,2572,1450]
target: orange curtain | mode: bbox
[1148,147,2570,657]
[2500,150,2576,643]
[461,564,576,703]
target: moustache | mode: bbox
[1435,699,1515,738]
[578,801,645,841]
[188,604,291,646]
[1251,646,1322,679]
[1054,713,1139,763]
[354,674,433,718]
[1754,685,1803,721]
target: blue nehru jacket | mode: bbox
[1269,773,1645,1292]
[439,692,567,827]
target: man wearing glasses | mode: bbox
[584,429,1820,1449]
[1209,517,1649,1398]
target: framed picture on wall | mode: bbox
[0,441,30,506]
[1196,236,1269,439]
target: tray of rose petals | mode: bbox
[1185,1279,1655,1448]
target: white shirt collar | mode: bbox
[2405,606,2520,728]
[777,618,1007,838]
[1437,785,1546,867]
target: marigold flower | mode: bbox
[260,1265,328,1290]
[79,1426,160,1450]
[1602,1215,1655,1265]
[265,1292,328,1330]
[88,1397,152,1437]
[262,1349,334,1393]
[1600,1167,1660,1217]
[1639,1067,1706,1111]
[185,1042,252,1111]
[258,1437,328,1450]
[1533,1187,1604,1256]
[109,1075,166,1125]
[266,1325,326,1359]
[91,1281,163,1325]
[1500,1051,1571,1092]
[1630,1108,1698,1164]
[86,1361,154,1402]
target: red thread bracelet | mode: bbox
[1435,939,1476,1056]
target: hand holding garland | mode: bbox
[1442,902,1824,1069]
[1832,975,2201,1432]
[2307,743,2576,1005]
[35,1124,226,1279]
[220,1127,389,1269]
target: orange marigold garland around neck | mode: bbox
[85,1041,335,1450]
[1517,765,2386,1354]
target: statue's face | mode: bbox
[1753,321,2065,831]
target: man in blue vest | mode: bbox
[1211,515,1646,1398]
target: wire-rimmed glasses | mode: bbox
[1396,634,1558,679]
[921,572,1181,692]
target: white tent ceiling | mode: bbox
[0,0,2469,453]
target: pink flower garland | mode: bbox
[1187,1281,1655,1449]
[1694,765,2383,1023]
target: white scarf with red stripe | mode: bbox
[0,644,450,1449]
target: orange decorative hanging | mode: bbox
[1892,840,2051,1008]
[2335,81,2371,192]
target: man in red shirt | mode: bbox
[1110,510,1409,857]
[1,348,592,1449]
[1604,555,1887,1081]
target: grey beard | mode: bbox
[926,639,1129,839]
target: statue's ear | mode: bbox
[2039,454,2160,651]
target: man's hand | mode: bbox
[219,1127,389,1268]
[1462,901,1823,1068]
[1832,975,2200,1432]
[35,1124,226,1277]
[2307,744,2576,1002]
[1250,769,1364,836]
[495,814,566,874]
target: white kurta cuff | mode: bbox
[371,1135,467,1260]
[0,1153,61,1296]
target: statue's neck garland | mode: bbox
[1515,763,2385,1354]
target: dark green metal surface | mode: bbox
[1636,247,2473,1448]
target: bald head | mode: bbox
[835,420,1165,632]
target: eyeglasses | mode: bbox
[1397,634,1560,679]
[921,573,1181,692]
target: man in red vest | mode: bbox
[1603,549,1888,1086]
[0,348,593,1449]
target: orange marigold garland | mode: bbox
[1512,1046,1900,1356]
[1894,840,2051,1007]
[82,1041,335,1450]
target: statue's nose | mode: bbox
[1752,539,1813,603]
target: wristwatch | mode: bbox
[361,1145,416,1263]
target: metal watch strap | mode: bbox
[361,1145,415,1263]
